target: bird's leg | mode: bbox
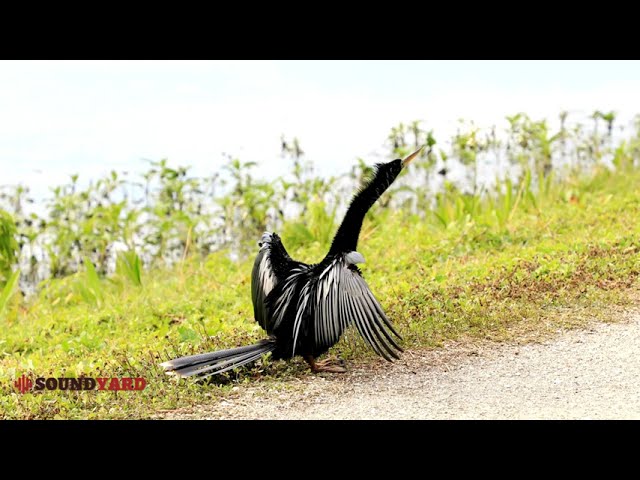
[305,355,347,373]
[315,355,346,369]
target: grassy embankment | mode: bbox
[1,165,639,419]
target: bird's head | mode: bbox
[376,146,424,180]
[328,147,424,255]
[400,146,423,168]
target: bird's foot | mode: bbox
[305,356,347,373]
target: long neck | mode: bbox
[328,165,398,256]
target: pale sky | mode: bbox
[1,60,639,202]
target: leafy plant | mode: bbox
[0,269,19,318]
[74,258,104,306]
[1,110,639,304]
[116,250,143,287]
[0,210,19,286]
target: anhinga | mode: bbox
[161,147,422,379]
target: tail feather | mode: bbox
[173,348,270,378]
[160,338,276,379]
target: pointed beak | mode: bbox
[402,146,423,167]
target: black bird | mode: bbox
[160,147,422,379]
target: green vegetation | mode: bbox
[1,111,639,419]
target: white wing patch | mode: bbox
[271,266,307,331]
[345,251,365,264]
[258,251,275,296]
[251,232,280,331]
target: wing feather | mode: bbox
[305,252,403,360]
[251,241,276,330]
[251,232,308,333]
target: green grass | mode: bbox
[1,167,639,419]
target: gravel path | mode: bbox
[162,309,640,420]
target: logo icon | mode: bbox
[14,375,33,394]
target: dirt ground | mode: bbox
[160,308,640,420]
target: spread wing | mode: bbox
[251,239,276,331]
[292,252,403,360]
[251,232,307,332]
